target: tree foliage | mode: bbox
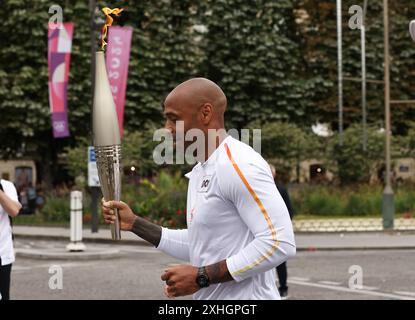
[257,121,322,182]
[327,124,385,184]
[1,0,414,186]
[296,0,415,133]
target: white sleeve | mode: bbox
[2,180,19,202]
[157,228,190,262]
[219,152,296,282]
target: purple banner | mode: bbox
[48,22,74,138]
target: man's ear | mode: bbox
[200,103,213,125]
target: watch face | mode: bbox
[197,275,209,287]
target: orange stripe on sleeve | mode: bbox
[224,143,280,277]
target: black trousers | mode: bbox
[0,259,12,300]
[276,262,288,290]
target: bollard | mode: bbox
[66,191,86,252]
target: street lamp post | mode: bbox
[89,0,100,233]
[382,0,394,230]
[337,0,344,146]
[361,0,367,151]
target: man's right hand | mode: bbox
[101,200,137,231]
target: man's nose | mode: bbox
[164,122,175,137]
[164,121,172,132]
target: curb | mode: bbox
[14,234,415,252]
[294,230,415,235]
[296,246,415,252]
[15,248,121,260]
[14,233,151,246]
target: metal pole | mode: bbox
[361,0,368,151]
[382,0,394,229]
[90,0,96,96]
[89,0,100,233]
[337,0,344,145]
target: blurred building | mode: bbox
[0,159,37,189]
[293,158,415,184]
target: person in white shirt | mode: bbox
[0,179,21,300]
[102,78,296,300]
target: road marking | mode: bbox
[318,281,342,286]
[289,279,415,300]
[290,277,310,282]
[361,285,379,291]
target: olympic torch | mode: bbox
[93,8,123,240]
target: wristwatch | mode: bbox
[196,267,210,288]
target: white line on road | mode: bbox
[318,281,342,286]
[289,280,415,300]
[290,277,310,282]
[360,285,379,291]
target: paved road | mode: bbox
[10,239,415,300]
[287,249,415,300]
[13,226,415,250]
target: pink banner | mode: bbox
[106,26,133,139]
[48,22,74,138]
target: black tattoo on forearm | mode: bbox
[131,216,162,247]
[205,260,233,284]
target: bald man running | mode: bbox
[102,78,296,300]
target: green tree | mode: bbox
[112,0,204,128]
[327,124,385,184]
[396,121,415,158]
[2,0,413,187]
[0,0,94,186]
[0,0,201,187]
[257,121,322,182]
[296,0,415,133]
[199,0,314,129]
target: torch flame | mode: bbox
[101,7,124,50]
